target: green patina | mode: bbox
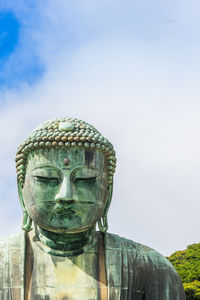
[0,117,186,299]
[20,148,109,235]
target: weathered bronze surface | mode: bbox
[0,117,186,299]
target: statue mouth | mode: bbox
[55,207,75,215]
[53,201,97,215]
[54,203,75,215]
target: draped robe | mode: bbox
[0,231,186,300]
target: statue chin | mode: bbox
[26,204,103,235]
[36,222,95,234]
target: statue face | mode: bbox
[21,148,108,233]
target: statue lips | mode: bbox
[54,202,75,215]
[53,200,96,215]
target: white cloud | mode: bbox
[0,0,200,255]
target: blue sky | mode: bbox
[1,0,200,90]
[0,6,44,88]
[0,0,200,255]
[0,11,19,58]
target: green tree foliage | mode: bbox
[168,243,200,299]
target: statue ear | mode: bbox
[103,183,113,217]
[98,183,113,233]
[17,181,26,212]
[17,181,32,232]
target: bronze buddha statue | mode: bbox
[0,117,185,299]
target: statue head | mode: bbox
[16,118,116,234]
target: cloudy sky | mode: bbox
[0,0,200,256]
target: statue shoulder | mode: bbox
[0,232,25,294]
[104,232,186,299]
[0,232,25,264]
[0,232,24,249]
[105,232,174,270]
[104,232,183,280]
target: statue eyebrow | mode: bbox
[62,165,99,172]
[30,164,61,172]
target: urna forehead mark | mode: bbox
[63,157,70,166]
[24,148,106,178]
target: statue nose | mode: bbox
[55,176,73,202]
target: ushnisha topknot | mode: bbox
[15,117,116,186]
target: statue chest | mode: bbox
[25,235,107,300]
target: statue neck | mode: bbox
[34,224,96,255]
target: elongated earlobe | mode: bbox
[22,211,32,232]
[17,181,32,232]
[98,216,108,232]
[98,184,113,233]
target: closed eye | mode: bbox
[33,176,60,183]
[74,177,96,183]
